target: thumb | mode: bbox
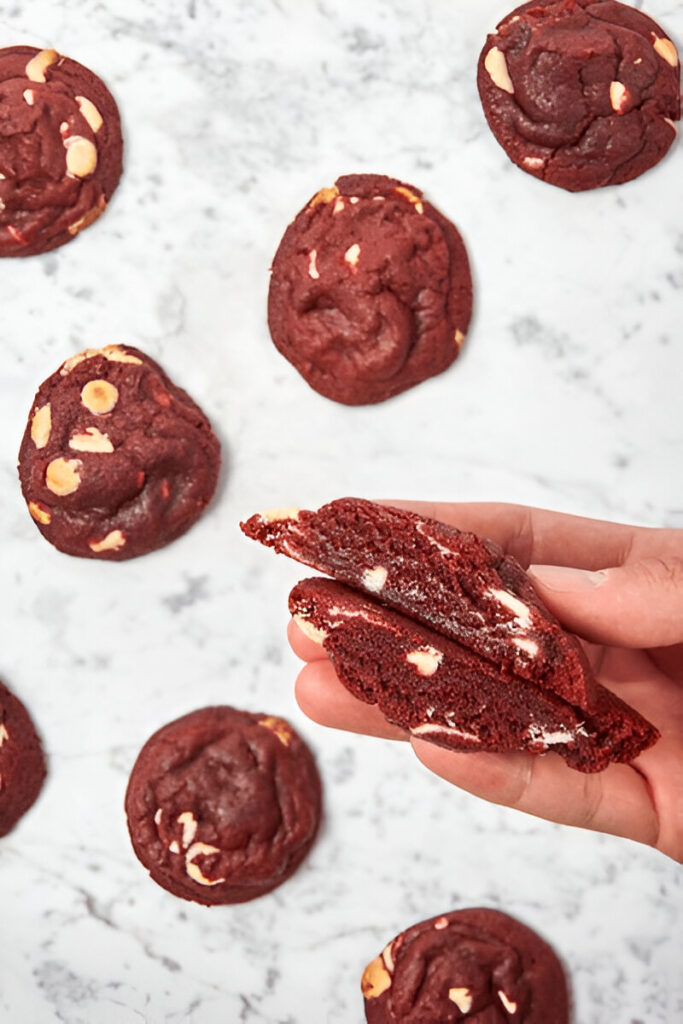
[528,556,683,648]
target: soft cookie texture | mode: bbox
[361,908,569,1023]
[477,0,680,191]
[242,499,659,771]
[0,46,123,255]
[18,345,220,560]
[267,173,472,404]
[288,577,658,772]
[125,706,322,905]
[0,680,47,837]
[241,498,595,708]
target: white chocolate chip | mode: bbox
[449,988,473,1013]
[433,916,449,930]
[361,955,392,999]
[177,811,198,849]
[411,722,481,742]
[485,46,515,94]
[344,243,361,266]
[64,135,98,178]
[523,156,545,169]
[69,427,114,453]
[81,379,119,414]
[381,941,395,973]
[75,95,103,132]
[308,185,339,208]
[30,404,52,449]
[513,636,539,657]
[488,588,532,628]
[259,506,300,523]
[184,842,226,886]
[361,566,388,593]
[653,36,679,67]
[154,808,162,826]
[23,89,35,106]
[454,329,465,349]
[292,614,328,645]
[25,48,59,83]
[394,185,424,214]
[28,501,52,525]
[258,716,293,746]
[88,530,126,553]
[609,81,629,114]
[308,249,320,279]
[663,117,677,133]
[405,646,443,677]
[61,346,142,375]
[498,991,517,1014]
[169,841,180,854]
[333,196,346,214]
[67,196,107,236]
[0,723,9,747]
[45,457,82,496]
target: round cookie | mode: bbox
[0,680,47,838]
[268,173,472,405]
[124,707,322,906]
[0,46,123,256]
[477,1,680,191]
[18,345,220,560]
[361,908,569,1023]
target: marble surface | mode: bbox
[0,1,682,1021]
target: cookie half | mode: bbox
[477,1,680,191]
[361,908,569,1023]
[289,577,658,772]
[241,498,596,710]
[0,46,123,255]
[125,707,322,905]
[18,345,220,560]
[0,680,47,837]
[268,174,472,404]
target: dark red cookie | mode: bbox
[241,498,596,710]
[0,46,123,256]
[124,707,322,905]
[477,1,680,191]
[267,173,472,404]
[0,680,46,837]
[18,345,220,560]
[361,908,569,1023]
[289,577,658,772]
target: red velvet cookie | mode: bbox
[289,577,658,772]
[477,1,680,191]
[0,680,46,837]
[361,908,569,1023]
[267,174,472,404]
[124,707,322,905]
[241,499,596,710]
[18,345,220,560]
[0,46,123,256]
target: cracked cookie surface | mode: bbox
[18,345,220,559]
[362,908,568,1023]
[477,0,680,191]
[0,46,122,255]
[268,173,472,404]
[125,706,322,905]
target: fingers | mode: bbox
[287,617,328,663]
[410,739,660,850]
[381,500,678,572]
[294,659,407,741]
[530,556,683,648]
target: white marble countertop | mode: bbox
[0,1,681,1021]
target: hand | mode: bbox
[289,502,683,862]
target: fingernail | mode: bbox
[528,565,608,591]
